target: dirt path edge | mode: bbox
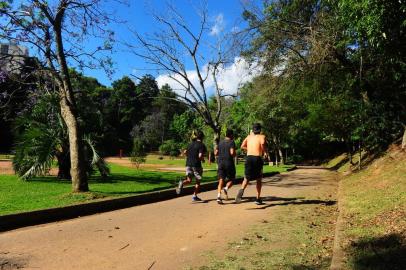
[330,174,346,269]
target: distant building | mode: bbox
[0,43,29,73]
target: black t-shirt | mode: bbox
[186,140,207,168]
[217,138,236,165]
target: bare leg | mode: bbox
[176,176,192,195]
[241,178,249,190]
[217,178,224,195]
[256,178,262,199]
[194,181,200,196]
[183,176,192,185]
[226,180,233,189]
[235,178,248,203]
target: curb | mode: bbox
[330,174,346,269]
[0,169,295,232]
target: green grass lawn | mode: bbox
[0,162,293,216]
[144,154,189,166]
[0,154,13,160]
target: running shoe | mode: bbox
[192,195,202,202]
[176,179,183,195]
[235,189,244,203]
[255,198,263,205]
[216,197,223,204]
[222,188,228,200]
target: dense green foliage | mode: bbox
[236,0,406,163]
[159,140,181,157]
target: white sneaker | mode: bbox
[222,188,228,200]
[235,189,244,203]
[176,179,183,195]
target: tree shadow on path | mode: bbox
[347,233,406,270]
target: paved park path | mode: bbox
[0,168,338,270]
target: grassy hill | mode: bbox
[337,144,406,269]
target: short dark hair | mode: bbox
[195,130,204,140]
[252,123,262,134]
[225,129,234,138]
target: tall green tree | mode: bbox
[1,0,117,192]
[240,0,406,159]
[108,76,139,153]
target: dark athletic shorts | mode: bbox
[217,162,236,181]
[245,155,263,181]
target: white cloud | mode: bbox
[231,26,240,33]
[210,13,225,36]
[215,57,261,95]
[156,57,262,98]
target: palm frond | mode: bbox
[13,127,58,180]
[83,135,110,177]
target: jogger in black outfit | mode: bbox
[176,130,207,202]
[215,129,237,204]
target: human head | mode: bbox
[194,130,204,141]
[225,129,234,139]
[252,123,262,134]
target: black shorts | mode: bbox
[217,162,236,181]
[245,156,263,181]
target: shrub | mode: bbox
[130,138,147,169]
[159,140,180,157]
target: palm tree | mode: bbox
[13,92,109,180]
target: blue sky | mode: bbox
[83,0,261,87]
[1,0,263,92]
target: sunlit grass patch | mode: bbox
[340,148,406,270]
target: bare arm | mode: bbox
[199,144,206,161]
[262,137,269,159]
[230,147,236,157]
[241,137,248,151]
[198,152,206,162]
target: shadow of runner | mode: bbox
[347,233,406,270]
[242,197,336,210]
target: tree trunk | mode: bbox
[56,148,71,180]
[211,126,221,165]
[275,151,278,166]
[278,148,284,165]
[346,141,353,165]
[402,126,406,150]
[53,14,88,192]
[60,98,88,192]
[358,140,362,171]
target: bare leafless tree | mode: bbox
[128,2,237,143]
[0,0,119,192]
